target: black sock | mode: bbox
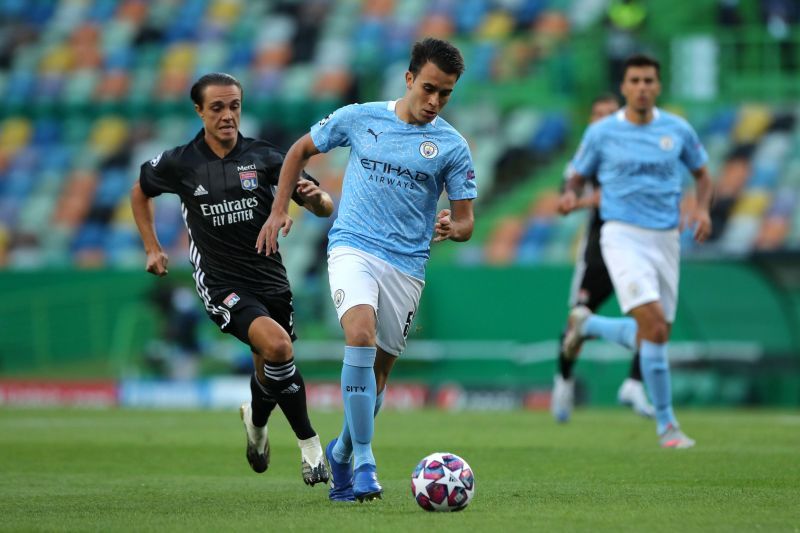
[250,373,278,427]
[261,358,315,440]
[629,351,643,381]
[558,332,576,379]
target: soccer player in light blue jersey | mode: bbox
[559,55,713,448]
[259,38,477,500]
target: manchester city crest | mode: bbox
[333,289,345,308]
[419,141,438,159]
[239,170,257,191]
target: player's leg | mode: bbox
[640,230,693,447]
[241,355,277,473]
[327,247,382,501]
[628,301,691,446]
[327,349,394,501]
[207,290,280,474]
[339,305,381,501]
[247,314,329,483]
[554,243,616,422]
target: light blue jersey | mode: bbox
[572,108,708,230]
[310,101,477,279]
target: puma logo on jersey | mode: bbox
[367,128,383,142]
[193,184,209,196]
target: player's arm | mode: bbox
[295,177,333,217]
[433,199,474,243]
[130,180,168,276]
[257,133,321,255]
[687,165,713,242]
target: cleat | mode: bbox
[325,438,355,501]
[551,375,575,423]
[562,305,591,359]
[240,402,269,473]
[659,424,696,449]
[617,378,655,418]
[353,464,383,502]
[299,434,330,486]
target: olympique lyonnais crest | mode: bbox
[239,171,258,191]
[223,292,240,308]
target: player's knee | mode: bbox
[345,328,376,348]
[253,336,293,363]
[642,321,669,343]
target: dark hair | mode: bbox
[622,54,661,80]
[408,38,465,79]
[591,92,619,106]
[190,73,243,108]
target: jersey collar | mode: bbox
[388,99,439,127]
[616,107,661,124]
[193,129,245,160]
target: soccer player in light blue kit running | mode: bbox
[259,38,477,500]
[559,55,713,448]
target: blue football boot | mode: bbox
[325,438,355,502]
[353,463,383,502]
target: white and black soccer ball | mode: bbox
[411,452,475,512]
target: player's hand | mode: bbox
[295,178,323,203]
[687,208,712,242]
[145,249,169,277]
[558,190,578,215]
[257,210,293,255]
[433,209,452,242]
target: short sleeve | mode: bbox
[139,150,177,197]
[571,125,601,178]
[444,140,478,201]
[309,104,358,153]
[679,123,709,171]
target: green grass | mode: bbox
[1,408,798,532]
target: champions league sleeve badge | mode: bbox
[239,170,258,191]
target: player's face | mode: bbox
[589,100,619,123]
[620,66,660,113]
[195,84,242,147]
[404,61,458,125]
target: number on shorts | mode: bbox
[402,310,415,339]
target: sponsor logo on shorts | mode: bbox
[419,141,438,159]
[149,152,163,167]
[333,289,345,308]
[223,292,240,308]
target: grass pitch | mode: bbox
[1,407,798,532]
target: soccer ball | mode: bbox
[411,452,475,512]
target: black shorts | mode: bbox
[576,214,614,311]
[206,288,296,347]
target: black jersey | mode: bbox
[139,129,312,297]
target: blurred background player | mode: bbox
[558,55,713,448]
[551,93,655,423]
[130,73,333,483]
[260,38,477,501]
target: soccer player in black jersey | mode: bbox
[551,94,655,423]
[130,73,332,486]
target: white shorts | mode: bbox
[600,221,680,322]
[327,246,425,356]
